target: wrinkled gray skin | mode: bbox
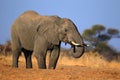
[11,11,85,69]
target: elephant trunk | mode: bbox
[68,33,86,58]
[69,42,85,58]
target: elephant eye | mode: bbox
[64,29,68,32]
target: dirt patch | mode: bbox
[0,54,120,80]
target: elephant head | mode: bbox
[37,16,86,58]
[58,18,85,58]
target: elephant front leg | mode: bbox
[48,45,60,69]
[34,50,47,69]
[34,37,48,69]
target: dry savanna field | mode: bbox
[0,52,120,80]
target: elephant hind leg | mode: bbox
[11,31,21,68]
[12,48,21,67]
[22,48,33,68]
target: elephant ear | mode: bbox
[36,20,60,45]
[58,18,69,40]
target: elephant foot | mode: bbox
[48,67,54,69]
[38,63,46,69]
[38,66,46,69]
[26,67,32,69]
[12,65,18,68]
[26,63,32,69]
[26,66,32,69]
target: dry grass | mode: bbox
[0,52,120,80]
[0,52,120,69]
[58,52,120,69]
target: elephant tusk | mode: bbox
[71,41,80,46]
[86,44,90,47]
[83,44,90,47]
[71,41,90,47]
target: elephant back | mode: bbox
[11,11,42,50]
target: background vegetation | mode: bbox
[82,24,120,61]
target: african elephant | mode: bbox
[11,10,86,69]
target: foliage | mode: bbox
[4,40,11,46]
[107,28,120,37]
[82,24,119,48]
[0,40,12,56]
[82,24,120,61]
